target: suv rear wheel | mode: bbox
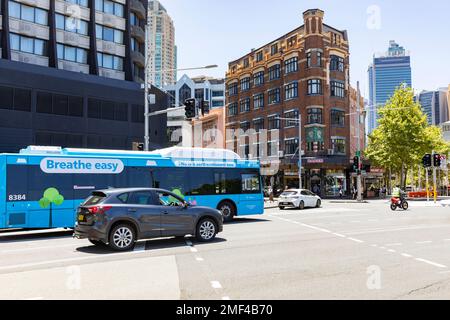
[109,224,136,251]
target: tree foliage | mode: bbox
[365,85,449,186]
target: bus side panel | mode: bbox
[0,155,6,229]
[189,195,264,216]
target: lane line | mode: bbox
[195,257,204,262]
[387,249,396,253]
[222,296,231,300]
[190,247,198,253]
[401,253,413,258]
[211,281,222,289]
[415,258,447,269]
[347,238,364,244]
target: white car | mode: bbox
[278,189,322,210]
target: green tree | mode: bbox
[366,85,449,189]
[39,188,64,228]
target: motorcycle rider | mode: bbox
[392,185,405,203]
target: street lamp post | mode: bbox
[277,114,303,190]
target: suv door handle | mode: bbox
[162,211,169,215]
[128,209,137,213]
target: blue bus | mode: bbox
[0,146,264,229]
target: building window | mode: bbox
[195,88,204,101]
[56,14,88,35]
[57,44,88,64]
[330,55,344,72]
[228,83,238,96]
[285,82,298,100]
[88,98,128,121]
[179,84,192,104]
[256,51,263,62]
[253,93,264,110]
[95,0,124,18]
[97,52,123,71]
[287,35,297,47]
[254,71,264,87]
[307,79,322,95]
[331,81,345,98]
[65,0,88,7]
[36,92,84,117]
[243,58,249,68]
[268,64,281,81]
[268,115,280,130]
[306,127,325,152]
[96,24,123,44]
[0,86,31,112]
[285,57,298,74]
[212,90,224,97]
[240,121,250,133]
[10,33,47,56]
[307,51,322,68]
[253,118,265,133]
[130,12,139,26]
[240,77,251,92]
[212,100,223,108]
[228,103,238,116]
[267,141,279,157]
[240,98,250,113]
[307,108,323,124]
[268,88,281,105]
[331,109,345,127]
[271,43,278,55]
[285,138,299,155]
[9,1,48,26]
[331,138,346,155]
[284,110,299,128]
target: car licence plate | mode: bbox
[78,214,85,222]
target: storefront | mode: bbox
[324,170,347,197]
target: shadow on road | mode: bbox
[76,236,228,255]
[227,218,271,225]
[0,230,74,243]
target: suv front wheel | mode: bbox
[196,219,217,242]
[109,224,136,251]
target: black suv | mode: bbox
[74,188,223,251]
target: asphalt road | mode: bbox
[1,200,450,300]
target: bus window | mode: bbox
[28,166,74,202]
[188,168,215,196]
[241,171,261,194]
[6,165,28,202]
[152,168,189,197]
[214,170,240,195]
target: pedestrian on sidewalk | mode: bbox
[269,186,274,203]
[339,187,343,199]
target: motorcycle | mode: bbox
[390,197,409,211]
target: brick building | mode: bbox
[225,9,364,197]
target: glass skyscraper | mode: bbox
[367,41,412,135]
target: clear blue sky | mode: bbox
[161,0,450,97]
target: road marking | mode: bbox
[211,281,222,289]
[222,296,231,300]
[416,241,433,244]
[401,253,413,258]
[347,238,364,244]
[415,258,447,269]
[332,233,346,238]
[24,297,44,300]
[371,244,378,247]
[190,247,198,253]
[1,244,77,253]
[195,257,204,262]
[387,249,397,253]
[134,242,146,252]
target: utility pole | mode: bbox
[433,151,438,204]
[144,14,151,151]
[298,113,303,190]
[356,82,363,202]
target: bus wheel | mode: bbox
[218,201,235,223]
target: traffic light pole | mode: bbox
[356,82,363,202]
[426,167,430,202]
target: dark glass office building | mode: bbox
[0,0,167,153]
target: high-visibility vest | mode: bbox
[392,188,401,197]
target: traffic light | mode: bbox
[422,154,432,168]
[201,100,210,116]
[184,98,196,119]
[433,154,441,167]
[353,156,360,172]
